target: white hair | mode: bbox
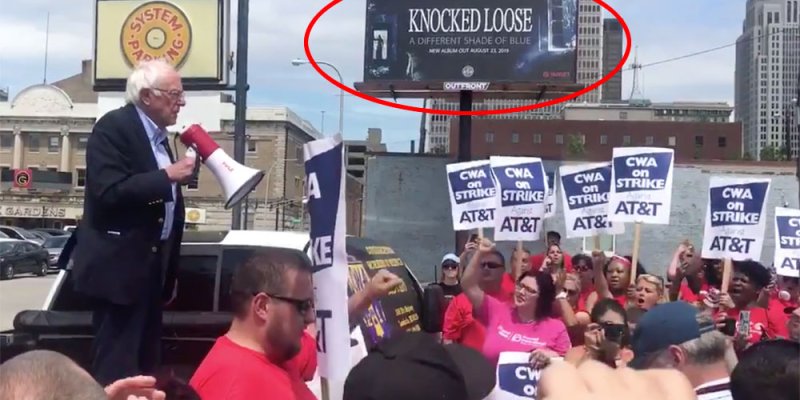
[124,59,177,105]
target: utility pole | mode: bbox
[231,0,250,230]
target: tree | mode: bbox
[566,133,586,159]
[742,152,754,161]
[760,145,786,161]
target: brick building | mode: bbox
[449,119,744,162]
[0,60,369,234]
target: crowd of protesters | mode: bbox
[1,229,799,400]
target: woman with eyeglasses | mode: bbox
[564,298,633,368]
[461,238,571,368]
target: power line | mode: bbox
[621,27,787,72]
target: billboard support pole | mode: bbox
[231,0,249,230]
[455,90,473,252]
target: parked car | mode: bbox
[28,231,51,241]
[32,228,68,237]
[63,225,77,233]
[0,230,443,399]
[0,226,45,246]
[0,238,50,279]
[42,235,70,268]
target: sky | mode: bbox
[0,0,746,151]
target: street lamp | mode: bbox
[263,158,298,227]
[292,58,344,136]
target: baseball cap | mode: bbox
[343,331,495,400]
[442,253,460,264]
[629,301,716,369]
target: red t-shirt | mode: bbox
[529,252,573,273]
[766,296,797,339]
[679,281,710,304]
[190,336,317,400]
[285,332,318,382]
[721,307,773,344]
[442,274,515,352]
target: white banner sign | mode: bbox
[701,177,771,262]
[608,147,674,224]
[774,207,800,278]
[446,160,497,231]
[489,156,548,242]
[559,162,625,239]
[544,170,558,219]
[488,352,562,400]
[304,133,351,380]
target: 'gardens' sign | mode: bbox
[0,205,81,219]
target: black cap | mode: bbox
[343,331,495,400]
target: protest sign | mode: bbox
[489,352,563,400]
[608,147,674,224]
[701,177,771,262]
[774,207,800,278]
[489,156,548,242]
[544,170,558,219]
[304,133,350,380]
[446,160,497,231]
[559,162,625,239]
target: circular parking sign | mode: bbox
[120,1,192,69]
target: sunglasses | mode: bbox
[442,263,459,270]
[481,262,505,270]
[259,292,315,315]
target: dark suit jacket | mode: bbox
[72,103,185,305]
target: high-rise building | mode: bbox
[735,0,800,160]
[423,0,604,153]
[602,18,624,102]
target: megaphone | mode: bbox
[179,124,265,210]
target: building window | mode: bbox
[619,111,628,120]
[247,139,257,153]
[622,136,631,145]
[511,133,519,144]
[645,136,654,145]
[28,134,40,153]
[695,136,704,146]
[718,137,727,148]
[533,133,542,144]
[600,135,608,145]
[555,134,564,145]
[46,167,58,172]
[295,146,303,161]
[668,136,677,146]
[0,134,11,150]
[77,135,88,152]
[48,135,60,153]
[485,132,494,143]
[75,168,86,188]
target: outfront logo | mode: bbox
[120,1,192,69]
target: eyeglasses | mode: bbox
[152,88,185,101]
[481,262,505,269]
[257,292,315,315]
[442,263,459,270]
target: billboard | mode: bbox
[363,0,577,83]
[93,0,230,91]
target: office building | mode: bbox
[735,0,800,160]
[564,100,733,122]
[344,128,386,180]
[602,18,624,102]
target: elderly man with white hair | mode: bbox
[71,59,195,385]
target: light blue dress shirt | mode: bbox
[136,106,176,240]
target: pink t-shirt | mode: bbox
[478,295,571,366]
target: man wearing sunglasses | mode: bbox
[190,248,317,400]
